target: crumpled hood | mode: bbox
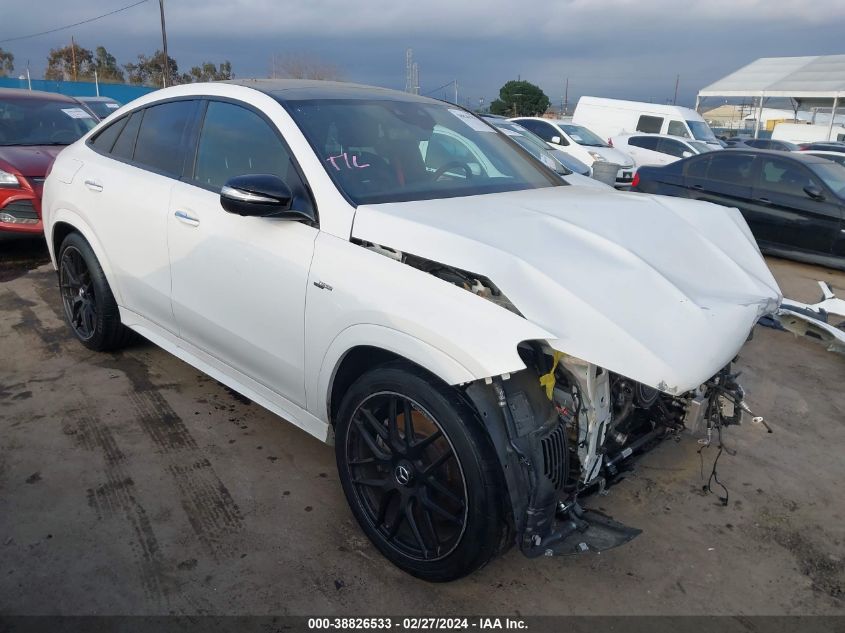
[351,186,781,394]
[0,145,63,177]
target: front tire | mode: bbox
[58,232,130,351]
[335,361,508,582]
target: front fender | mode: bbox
[304,232,554,421]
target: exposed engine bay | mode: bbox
[360,239,760,557]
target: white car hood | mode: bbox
[590,146,634,167]
[351,186,781,394]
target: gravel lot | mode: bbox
[1,236,843,616]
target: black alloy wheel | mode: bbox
[345,391,468,561]
[60,245,97,341]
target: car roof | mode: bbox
[720,148,833,164]
[614,133,696,142]
[224,78,439,104]
[75,96,119,102]
[0,88,79,103]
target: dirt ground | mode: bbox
[1,236,844,616]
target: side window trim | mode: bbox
[187,97,319,225]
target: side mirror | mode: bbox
[551,135,562,145]
[220,174,309,220]
[682,151,693,158]
[803,184,825,201]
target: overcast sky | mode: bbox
[3,0,845,109]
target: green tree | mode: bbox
[489,80,550,117]
[124,50,180,86]
[181,60,233,83]
[45,44,94,81]
[0,47,14,77]
[93,46,124,83]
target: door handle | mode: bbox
[84,179,103,192]
[691,184,703,190]
[174,210,200,227]
[756,197,772,205]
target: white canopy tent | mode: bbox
[697,55,845,139]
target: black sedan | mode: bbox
[632,149,845,269]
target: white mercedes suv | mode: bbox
[42,80,781,581]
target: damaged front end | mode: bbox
[464,342,751,558]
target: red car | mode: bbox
[0,88,97,235]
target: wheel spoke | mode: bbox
[423,476,465,507]
[352,476,391,490]
[83,303,96,335]
[412,428,442,455]
[385,505,405,539]
[403,399,414,449]
[388,396,403,453]
[420,492,463,526]
[360,408,389,441]
[421,448,453,477]
[405,499,429,558]
[353,417,392,461]
[421,501,441,556]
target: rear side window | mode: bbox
[636,115,663,134]
[629,136,658,150]
[707,153,755,183]
[133,100,197,176]
[110,110,143,161]
[667,120,690,138]
[90,116,128,153]
[685,155,711,178]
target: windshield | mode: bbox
[0,97,97,146]
[558,124,608,147]
[488,120,572,175]
[286,99,560,204]
[811,162,845,198]
[686,120,717,143]
[689,140,714,154]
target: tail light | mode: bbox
[631,172,640,189]
[607,138,614,147]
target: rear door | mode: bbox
[626,136,666,166]
[752,155,841,254]
[684,152,755,218]
[80,99,199,332]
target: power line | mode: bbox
[422,79,455,97]
[0,0,150,44]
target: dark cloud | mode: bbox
[3,0,843,108]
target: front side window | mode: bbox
[287,99,560,205]
[656,138,688,158]
[133,100,197,177]
[636,115,663,134]
[515,119,564,144]
[0,97,96,146]
[758,158,820,196]
[193,100,314,215]
[808,163,845,198]
[667,120,690,138]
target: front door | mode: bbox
[167,99,318,406]
[752,155,842,255]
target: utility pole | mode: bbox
[159,0,169,87]
[71,36,78,81]
[673,74,680,105]
[563,77,569,116]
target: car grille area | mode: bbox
[0,199,40,224]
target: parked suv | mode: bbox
[0,88,97,234]
[42,80,779,581]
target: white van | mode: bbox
[573,96,721,149]
[771,122,845,144]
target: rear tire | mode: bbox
[335,361,507,582]
[58,232,131,352]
